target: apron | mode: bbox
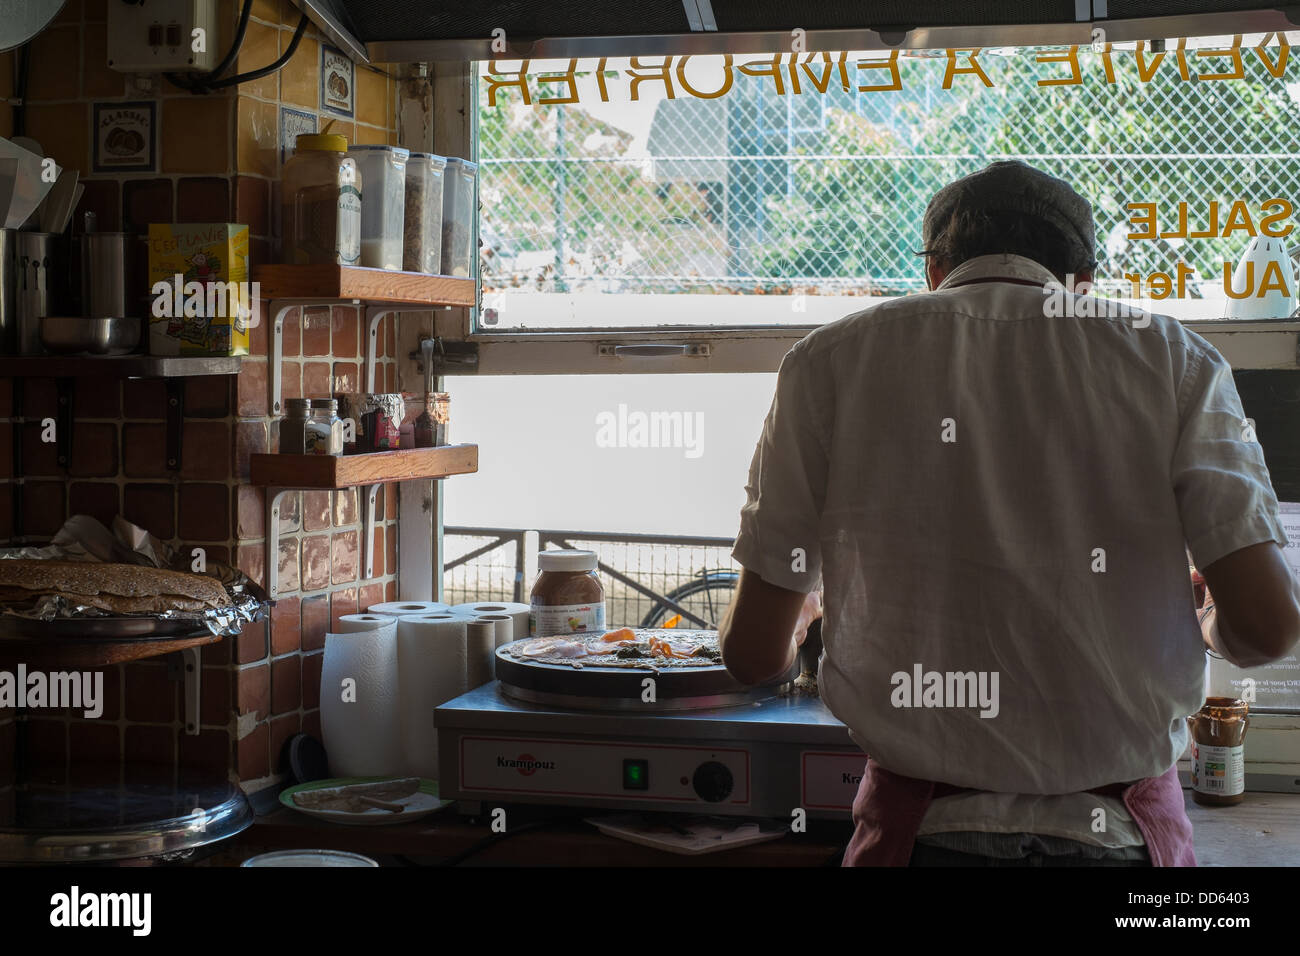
[841,758,1196,867]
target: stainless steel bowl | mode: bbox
[39,315,141,355]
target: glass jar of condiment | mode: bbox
[306,399,344,456]
[414,391,449,448]
[281,129,361,265]
[529,550,605,637]
[1188,697,1250,806]
[280,398,311,454]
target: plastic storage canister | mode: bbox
[529,550,606,637]
[440,157,478,277]
[281,131,361,265]
[348,145,409,270]
[403,153,446,273]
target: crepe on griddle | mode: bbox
[0,560,232,614]
[504,628,723,669]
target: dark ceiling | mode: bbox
[292,0,1300,62]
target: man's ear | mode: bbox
[925,258,948,291]
[1072,270,1094,292]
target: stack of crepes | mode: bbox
[0,559,233,614]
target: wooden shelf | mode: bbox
[250,444,478,489]
[253,264,475,307]
[0,632,222,668]
[0,355,241,378]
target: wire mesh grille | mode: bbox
[443,530,741,629]
[479,45,1300,307]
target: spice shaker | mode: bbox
[280,398,312,454]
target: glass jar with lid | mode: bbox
[529,550,606,637]
[281,127,361,265]
[306,399,344,456]
[1188,697,1250,806]
[280,398,312,454]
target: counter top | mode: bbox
[229,790,1299,866]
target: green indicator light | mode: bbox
[623,758,649,790]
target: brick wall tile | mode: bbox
[301,594,328,651]
[178,482,230,541]
[122,423,167,477]
[329,587,358,630]
[268,713,300,773]
[331,530,358,584]
[184,376,232,418]
[271,657,300,715]
[124,663,177,723]
[122,483,175,539]
[236,722,269,780]
[301,535,330,591]
[69,422,118,477]
[237,663,269,719]
[180,421,229,480]
[237,618,268,666]
[270,596,301,655]
[68,481,121,528]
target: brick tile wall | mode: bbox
[0,0,405,796]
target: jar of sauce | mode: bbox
[529,550,605,637]
[1188,697,1250,806]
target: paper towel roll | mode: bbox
[336,614,393,633]
[465,620,497,689]
[475,613,514,648]
[368,601,450,618]
[320,620,401,777]
[452,601,530,641]
[396,615,468,780]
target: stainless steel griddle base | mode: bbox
[436,682,865,819]
[497,681,778,712]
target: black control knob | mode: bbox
[692,761,734,803]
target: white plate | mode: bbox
[281,777,451,826]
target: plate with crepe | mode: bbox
[281,777,450,826]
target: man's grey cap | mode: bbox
[922,160,1096,265]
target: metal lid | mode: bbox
[0,773,253,864]
[285,398,311,412]
[444,157,479,171]
[537,549,597,573]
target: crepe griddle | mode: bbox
[494,635,797,712]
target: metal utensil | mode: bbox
[40,169,78,234]
[0,136,54,229]
[40,315,141,355]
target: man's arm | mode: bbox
[719,569,819,685]
[1199,541,1300,668]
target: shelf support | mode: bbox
[362,482,381,579]
[266,299,362,418]
[54,377,73,470]
[265,487,292,599]
[164,379,184,471]
[167,646,202,736]
[364,306,399,392]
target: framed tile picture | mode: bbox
[92,101,156,173]
[280,107,318,166]
[320,45,354,117]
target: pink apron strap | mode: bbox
[1121,764,1197,867]
[841,758,936,867]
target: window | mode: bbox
[476,38,1300,337]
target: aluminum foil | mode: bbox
[0,516,268,639]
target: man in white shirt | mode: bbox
[720,161,1300,865]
